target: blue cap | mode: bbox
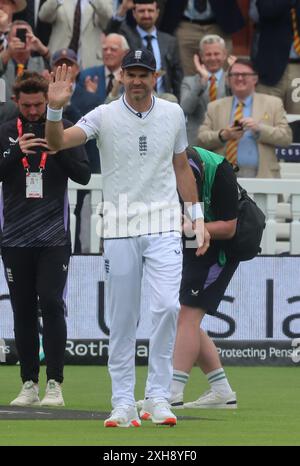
[122,49,156,72]
[51,48,78,66]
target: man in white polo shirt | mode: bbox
[45,48,210,428]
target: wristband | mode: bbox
[187,203,204,222]
[46,105,63,122]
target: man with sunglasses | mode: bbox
[198,58,292,178]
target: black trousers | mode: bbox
[1,246,71,384]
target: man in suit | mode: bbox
[198,59,292,178]
[252,0,300,115]
[105,0,183,100]
[181,34,229,145]
[77,33,129,110]
[13,0,52,46]
[38,0,113,69]
[158,0,245,76]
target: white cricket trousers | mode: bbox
[104,234,182,408]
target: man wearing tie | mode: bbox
[198,59,292,178]
[77,33,129,110]
[106,0,183,100]
[0,19,49,123]
[180,34,229,145]
[38,0,113,69]
[0,0,26,52]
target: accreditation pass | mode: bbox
[26,172,43,198]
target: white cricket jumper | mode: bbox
[76,96,187,238]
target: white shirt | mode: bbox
[76,96,188,238]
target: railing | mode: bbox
[68,174,300,255]
[68,175,103,253]
[237,178,300,255]
[0,174,299,255]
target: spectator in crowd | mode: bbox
[13,0,52,46]
[78,33,129,109]
[198,58,293,178]
[112,0,168,28]
[38,0,113,69]
[47,49,82,122]
[158,0,245,76]
[252,0,300,115]
[0,0,26,51]
[171,146,238,409]
[0,19,50,124]
[106,0,183,100]
[0,71,90,407]
[180,34,230,145]
[45,49,209,427]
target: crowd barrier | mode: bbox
[68,174,300,255]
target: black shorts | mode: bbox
[180,248,239,315]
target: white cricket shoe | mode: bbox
[140,398,177,425]
[104,405,141,428]
[10,381,40,407]
[41,379,65,407]
[169,392,184,409]
[183,390,237,409]
[137,393,184,411]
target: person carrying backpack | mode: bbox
[170,145,239,409]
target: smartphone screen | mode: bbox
[23,123,47,152]
[16,28,27,44]
[23,123,44,139]
[233,120,243,130]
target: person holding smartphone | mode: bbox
[0,1,26,52]
[198,58,292,178]
[0,19,50,123]
[0,71,91,407]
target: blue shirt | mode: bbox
[136,26,164,94]
[230,95,259,168]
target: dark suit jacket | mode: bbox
[253,0,300,86]
[105,20,183,99]
[159,0,245,35]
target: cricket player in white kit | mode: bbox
[45,49,210,428]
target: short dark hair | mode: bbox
[228,58,257,75]
[13,71,48,100]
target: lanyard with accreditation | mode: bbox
[17,118,48,199]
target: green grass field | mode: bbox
[0,365,299,446]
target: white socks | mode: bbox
[170,370,189,397]
[171,368,233,398]
[206,368,233,396]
